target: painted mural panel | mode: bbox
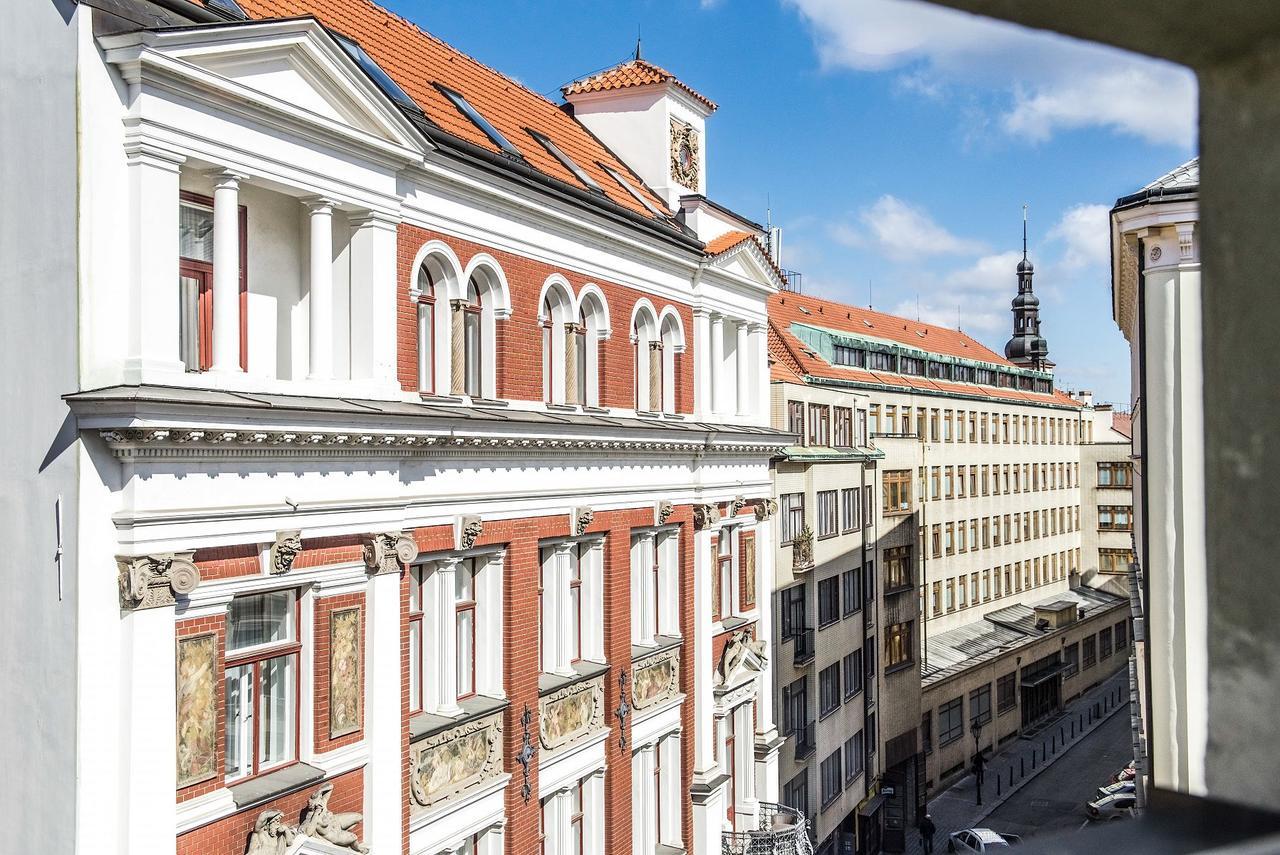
[176,633,217,786]
[329,607,362,738]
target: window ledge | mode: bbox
[632,635,682,663]
[538,659,609,697]
[410,694,509,743]
[470,397,510,408]
[718,615,752,633]
[580,405,609,414]
[419,393,465,405]
[229,762,325,811]
[884,661,916,676]
[545,403,578,412]
[656,845,686,855]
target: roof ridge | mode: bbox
[778,289,992,350]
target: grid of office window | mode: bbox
[845,731,865,783]
[819,664,841,717]
[817,576,841,628]
[817,490,839,539]
[820,750,843,808]
[841,487,862,533]
[938,697,964,746]
[843,649,863,699]
[970,684,992,726]
[842,569,863,617]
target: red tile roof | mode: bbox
[1112,411,1132,439]
[562,58,717,112]
[704,229,789,284]
[218,0,672,221]
[768,291,1081,408]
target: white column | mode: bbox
[693,308,712,419]
[749,322,767,426]
[428,558,461,716]
[348,211,399,386]
[735,320,750,416]
[585,770,605,855]
[753,521,777,736]
[364,566,403,852]
[306,198,335,380]
[121,603,177,855]
[210,170,243,373]
[709,313,725,416]
[124,145,186,378]
[553,543,575,677]
[637,535,656,647]
[693,525,715,772]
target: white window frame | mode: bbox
[540,537,605,676]
[631,529,680,647]
[415,550,505,717]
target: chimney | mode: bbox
[1075,390,1094,407]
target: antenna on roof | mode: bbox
[635,26,642,61]
[916,293,920,322]
[957,303,962,331]
[868,279,873,311]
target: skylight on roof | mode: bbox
[527,128,602,193]
[437,85,523,159]
[333,33,418,111]
[206,0,248,19]
[599,163,663,217]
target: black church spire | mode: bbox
[1004,206,1050,369]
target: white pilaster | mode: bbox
[306,198,335,381]
[124,145,185,378]
[693,308,712,419]
[693,525,715,772]
[709,313,725,416]
[348,211,399,387]
[121,604,177,855]
[585,770,605,855]
[753,519,776,735]
[735,320,750,417]
[364,567,402,852]
[427,558,461,716]
[749,322,767,426]
[210,170,243,373]
[635,535,656,647]
[552,543,575,677]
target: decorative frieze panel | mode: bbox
[539,675,604,750]
[456,515,483,550]
[117,552,200,610]
[409,710,504,811]
[362,531,417,575]
[175,633,217,787]
[572,506,594,536]
[329,607,362,738]
[632,648,680,710]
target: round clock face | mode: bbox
[679,142,694,170]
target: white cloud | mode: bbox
[786,0,1196,147]
[831,195,983,261]
[1048,203,1110,270]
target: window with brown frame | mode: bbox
[1098,505,1133,531]
[1099,548,1134,574]
[884,545,913,592]
[834,407,853,447]
[1098,461,1133,487]
[178,193,247,372]
[409,574,423,712]
[808,403,831,446]
[224,589,300,782]
[884,621,914,671]
[883,469,912,514]
[787,400,805,438]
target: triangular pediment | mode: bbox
[105,19,425,155]
[710,239,785,290]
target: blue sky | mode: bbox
[383,0,1197,405]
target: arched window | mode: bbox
[461,277,483,397]
[538,278,575,405]
[576,288,610,409]
[659,313,682,414]
[542,294,555,403]
[632,304,659,413]
[575,307,588,406]
[415,263,436,394]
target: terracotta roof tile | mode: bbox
[767,292,1082,409]
[219,0,672,221]
[562,58,716,112]
[1112,411,1132,439]
[703,230,754,256]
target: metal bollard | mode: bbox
[997,775,1002,797]
[1052,735,1057,753]
[1060,726,1065,743]
[1071,721,1075,738]
[1021,757,1026,776]
[1032,752,1037,770]
[1009,767,1014,787]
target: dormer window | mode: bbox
[599,163,664,218]
[437,85,523,159]
[334,33,418,110]
[527,128,602,193]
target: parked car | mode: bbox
[1087,792,1137,821]
[1095,780,1136,800]
[1110,762,1137,783]
[947,828,1023,852]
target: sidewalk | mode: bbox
[903,670,1131,855]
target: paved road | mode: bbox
[982,706,1131,841]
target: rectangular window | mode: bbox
[884,545,912,591]
[1116,620,1129,649]
[883,470,912,514]
[179,196,247,373]
[1099,506,1134,531]
[843,648,864,699]
[884,621,913,670]
[869,350,896,372]
[817,576,841,628]
[841,487,861,533]
[868,404,880,436]
[1098,461,1133,487]
[931,524,942,559]
[808,403,831,446]
[842,569,863,617]
[833,344,866,367]
[900,355,924,376]
[821,750,843,808]
[845,731,865,783]
[715,531,734,621]
[834,407,853,447]
[938,697,964,746]
[409,572,423,712]
[819,664,841,718]
[783,773,809,822]
[225,590,299,782]
[1063,642,1079,677]
[782,677,809,736]
[1083,635,1098,668]
[779,583,806,640]
[787,400,805,438]
[1100,627,1114,659]
[781,493,805,544]
[817,490,839,539]
[997,672,1016,712]
[969,684,992,726]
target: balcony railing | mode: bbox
[722,801,815,855]
[792,628,815,667]
[793,721,816,762]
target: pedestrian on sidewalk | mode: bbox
[919,814,937,854]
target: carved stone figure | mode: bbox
[458,515,484,550]
[299,783,368,853]
[573,507,594,536]
[754,498,778,522]
[116,552,200,610]
[269,530,302,575]
[729,495,747,517]
[692,503,720,530]
[362,531,418,575]
[716,629,769,687]
[245,809,295,855]
[656,500,674,525]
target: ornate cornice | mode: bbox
[95,427,783,461]
[117,552,200,610]
[362,531,418,575]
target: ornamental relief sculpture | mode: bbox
[175,633,217,787]
[117,552,200,610]
[457,515,484,550]
[329,608,362,739]
[692,503,720,530]
[669,118,700,188]
[409,711,504,811]
[269,530,302,575]
[656,500,674,526]
[540,675,604,750]
[362,531,418,575]
[246,783,368,855]
[716,628,768,689]
[632,648,680,709]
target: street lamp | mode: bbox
[970,717,985,807]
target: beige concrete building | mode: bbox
[1072,394,1135,597]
